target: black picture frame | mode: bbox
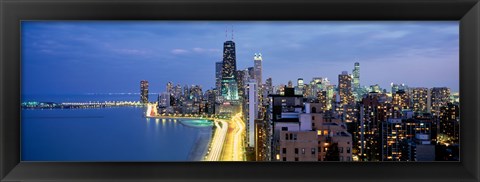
[1,0,479,181]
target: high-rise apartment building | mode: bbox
[412,87,429,113]
[140,80,149,103]
[353,62,360,90]
[430,87,450,116]
[215,61,223,95]
[246,80,258,148]
[338,71,354,106]
[392,90,410,110]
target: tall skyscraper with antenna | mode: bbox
[254,53,263,86]
[353,62,360,90]
[221,27,239,101]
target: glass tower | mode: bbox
[221,40,239,101]
[353,62,360,89]
[254,53,263,86]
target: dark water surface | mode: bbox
[22,107,212,161]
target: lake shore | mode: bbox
[187,127,213,161]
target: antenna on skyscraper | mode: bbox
[225,27,228,40]
[231,26,234,40]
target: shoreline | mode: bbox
[187,127,213,161]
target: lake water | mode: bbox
[21,106,213,161]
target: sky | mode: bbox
[21,21,459,95]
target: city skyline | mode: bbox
[22,21,459,95]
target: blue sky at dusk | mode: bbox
[21,21,459,95]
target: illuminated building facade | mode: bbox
[309,111,353,161]
[254,53,262,86]
[352,62,360,93]
[317,91,328,112]
[221,40,239,101]
[398,133,435,161]
[439,103,459,145]
[248,67,255,80]
[430,87,451,116]
[246,80,258,148]
[358,92,388,161]
[412,87,429,113]
[391,83,408,95]
[295,78,304,95]
[392,90,410,110]
[236,70,246,100]
[255,119,269,161]
[215,61,223,95]
[352,62,360,88]
[140,80,149,103]
[338,71,354,106]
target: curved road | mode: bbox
[205,119,228,161]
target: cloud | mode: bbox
[113,48,147,55]
[171,49,189,55]
[192,47,220,53]
[370,30,409,39]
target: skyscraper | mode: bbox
[215,61,223,94]
[247,67,255,80]
[412,87,429,113]
[297,78,304,87]
[353,62,360,90]
[166,82,173,94]
[287,80,293,88]
[338,71,354,106]
[221,40,239,101]
[392,90,410,110]
[222,41,237,79]
[236,70,246,100]
[254,53,263,86]
[430,87,450,116]
[140,80,149,103]
[295,78,304,95]
[246,80,258,148]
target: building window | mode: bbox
[282,148,286,154]
[295,148,299,154]
[347,147,351,154]
[311,148,315,154]
[289,133,293,140]
[285,133,288,140]
[339,147,344,153]
[295,157,299,161]
[282,127,288,131]
[293,134,297,140]
[340,156,343,161]
[323,147,327,152]
[283,157,286,161]
[302,148,305,154]
[312,107,317,113]
[312,116,315,120]
[347,157,351,161]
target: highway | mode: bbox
[204,112,246,161]
[205,119,228,161]
[232,113,246,161]
[220,112,246,161]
